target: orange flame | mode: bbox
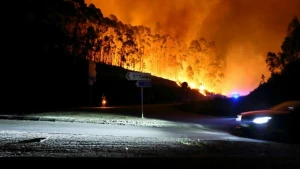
[86,0,300,97]
[199,85,206,96]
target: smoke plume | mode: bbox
[86,0,300,96]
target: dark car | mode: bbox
[235,100,300,140]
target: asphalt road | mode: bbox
[0,119,262,142]
[1,118,300,168]
[1,104,300,168]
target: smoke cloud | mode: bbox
[86,0,300,96]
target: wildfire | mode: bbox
[85,0,300,97]
[91,30,224,95]
[175,80,208,96]
[199,85,206,96]
[83,1,225,96]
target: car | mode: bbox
[235,100,300,140]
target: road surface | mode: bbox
[0,119,262,141]
[1,104,300,168]
[1,118,300,159]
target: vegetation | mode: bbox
[1,0,206,112]
[178,17,300,117]
[2,0,219,113]
[2,0,298,115]
[249,16,300,106]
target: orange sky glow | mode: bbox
[86,0,300,96]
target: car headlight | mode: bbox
[252,117,272,124]
[236,115,242,121]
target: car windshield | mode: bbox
[270,101,300,111]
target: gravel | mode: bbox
[1,130,299,158]
[0,112,201,128]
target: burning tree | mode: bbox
[25,0,226,95]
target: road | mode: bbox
[0,119,262,141]
[1,104,300,167]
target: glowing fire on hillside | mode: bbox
[86,0,300,97]
[175,81,207,96]
[82,23,224,96]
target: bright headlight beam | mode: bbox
[236,115,242,121]
[253,117,272,124]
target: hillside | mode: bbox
[92,63,206,106]
[175,58,300,117]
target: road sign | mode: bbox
[126,72,151,81]
[136,81,152,87]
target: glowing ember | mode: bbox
[199,85,206,96]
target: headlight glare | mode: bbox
[252,117,272,124]
[236,115,242,121]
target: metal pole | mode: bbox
[141,87,144,118]
[89,85,92,108]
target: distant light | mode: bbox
[232,92,240,99]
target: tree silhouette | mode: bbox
[260,74,265,85]
[18,0,227,99]
[266,17,300,75]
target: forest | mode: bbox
[2,0,299,114]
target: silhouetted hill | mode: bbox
[92,63,206,106]
[1,59,205,114]
[246,58,300,107]
[176,58,300,117]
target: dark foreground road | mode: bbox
[1,156,299,169]
[1,119,300,168]
[1,104,300,168]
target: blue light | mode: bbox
[232,92,240,99]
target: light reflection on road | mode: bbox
[0,119,268,143]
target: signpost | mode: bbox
[136,81,152,87]
[88,76,96,86]
[88,61,96,108]
[126,72,151,81]
[126,71,152,118]
[88,76,95,108]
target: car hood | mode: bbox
[240,110,288,116]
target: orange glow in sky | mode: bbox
[86,0,300,96]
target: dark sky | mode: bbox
[86,0,300,95]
